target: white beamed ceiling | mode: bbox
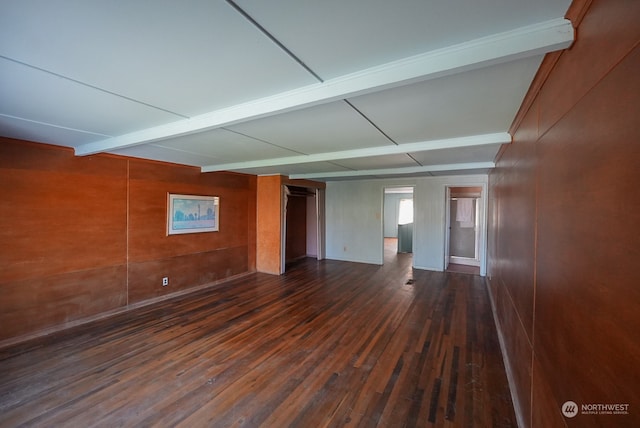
[0,0,573,180]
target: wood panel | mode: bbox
[256,175,282,274]
[493,104,538,342]
[127,246,248,304]
[126,160,255,303]
[538,0,640,137]
[0,256,516,427]
[0,138,257,345]
[0,265,126,341]
[489,0,640,426]
[490,277,533,428]
[0,139,127,282]
[0,138,128,343]
[534,43,640,426]
[531,356,566,428]
[128,160,253,262]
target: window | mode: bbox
[398,199,413,225]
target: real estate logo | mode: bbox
[562,401,578,418]
[562,400,630,418]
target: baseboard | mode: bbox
[449,256,480,267]
[485,277,527,428]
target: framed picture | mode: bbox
[167,194,219,235]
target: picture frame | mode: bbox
[167,194,219,235]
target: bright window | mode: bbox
[398,199,413,225]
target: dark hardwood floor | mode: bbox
[0,250,516,427]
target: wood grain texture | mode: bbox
[0,138,128,343]
[256,175,283,274]
[534,42,640,427]
[537,0,640,137]
[0,255,516,427]
[489,1,640,426]
[0,138,257,345]
[0,139,128,282]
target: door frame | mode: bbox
[444,184,487,276]
[382,186,415,263]
[280,185,326,273]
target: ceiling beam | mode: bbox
[74,18,572,156]
[289,162,496,180]
[200,132,510,172]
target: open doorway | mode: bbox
[445,186,482,275]
[281,185,324,272]
[383,187,414,262]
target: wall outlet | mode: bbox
[162,277,169,286]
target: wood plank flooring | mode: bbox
[0,251,516,427]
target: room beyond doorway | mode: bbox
[445,186,483,275]
[383,186,414,261]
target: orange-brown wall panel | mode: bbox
[126,160,255,302]
[534,43,640,425]
[488,1,640,426]
[494,120,538,341]
[127,160,253,262]
[491,278,533,426]
[0,140,127,282]
[0,266,127,340]
[0,138,257,345]
[247,176,257,271]
[256,175,282,274]
[538,0,640,137]
[0,139,128,342]
[128,247,248,304]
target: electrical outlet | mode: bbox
[162,277,169,286]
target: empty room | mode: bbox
[1,1,638,427]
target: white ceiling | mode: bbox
[0,0,573,181]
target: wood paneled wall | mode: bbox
[487,1,640,427]
[0,138,257,345]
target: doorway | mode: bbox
[445,186,482,275]
[281,185,324,273]
[383,187,414,262]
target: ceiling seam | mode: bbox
[0,112,112,137]
[406,153,424,167]
[0,55,189,119]
[221,128,310,156]
[343,100,399,146]
[325,160,359,171]
[343,97,426,172]
[225,0,324,83]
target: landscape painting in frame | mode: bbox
[168,194,219,235]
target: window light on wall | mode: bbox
[398,199,414,225]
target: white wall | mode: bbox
[325,175,488,274]
[325,180,384,264]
